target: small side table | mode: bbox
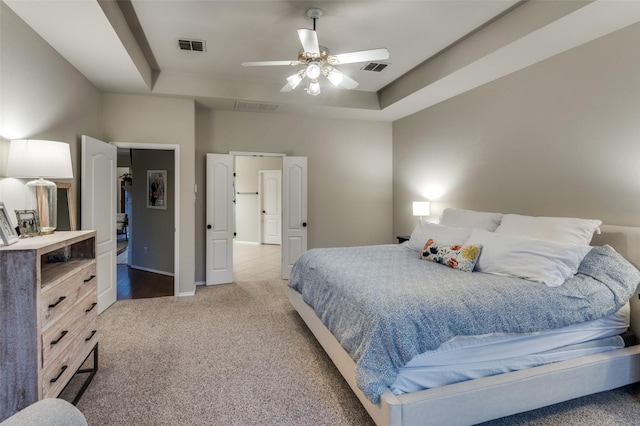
[397,235,410,244]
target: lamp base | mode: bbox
[26,178,58,234]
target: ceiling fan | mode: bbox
[241,8,390,96]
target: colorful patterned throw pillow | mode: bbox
[420,239,482,272]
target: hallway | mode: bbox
[232,241,282,282]
[116,247,173,300]
[116,241,282,300]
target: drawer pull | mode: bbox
[48,296,66,309]
[51,330,68,345]
[85,302,97,313]
[84,275,96,283]
[50,365,68,383]
[85,330,97,342]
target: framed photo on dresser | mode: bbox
[0,202,18,245]
[15,209,41,238]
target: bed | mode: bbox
[288,210,640,426]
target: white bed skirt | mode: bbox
[391,304,629,394]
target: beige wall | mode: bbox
[195,110,393,283]
[1,2,392,293]
[0,3,103,220]
[11,0,635,294]
[103,93,196,295]
[393,23,640,237]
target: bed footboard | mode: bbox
[288,287,640,426]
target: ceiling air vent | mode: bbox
[233,101,279,113]
[178,39,206,52]
[362,62,388,72]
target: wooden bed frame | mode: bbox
[288,224,640,426]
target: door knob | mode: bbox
[262,210,266,214]
[302,222,307,227]
[207,224,212,229]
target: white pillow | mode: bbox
[465,229,592,287]
[495,214,602,245]
[439,208,503,231]
[405,222,472,252]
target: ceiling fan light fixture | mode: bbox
[307,80,321,96]
[286,72,304,90]
[306,63,321,80]
[243,7,388,96]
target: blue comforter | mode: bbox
[288,244,640,403]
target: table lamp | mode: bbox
[412,201,430,221]
[6,139,73,234]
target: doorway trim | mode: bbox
[229,151,285,158]
[112,142,181,297]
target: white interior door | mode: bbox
[282,156,307,279]
[260,170,281,245]
[81,135,117,314]
[206,153,233,285]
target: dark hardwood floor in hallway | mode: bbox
[117,244,173,300]
[117,264,174,300]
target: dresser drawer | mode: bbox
[40,263,96,331]
[41,290,97,369]
[41,320,98,399]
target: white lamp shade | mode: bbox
[308,80,321,96]
[412,201,430,217]
[326,69,344,86]
[286,73,303,90]
[6,139,73,179]
[306,63,321,80]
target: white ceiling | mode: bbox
[5,0,640,121]
[132,0,517,91]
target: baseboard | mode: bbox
[129,265,174,277]
[181,282,203,297]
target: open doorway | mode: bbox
[232,154,282,282]
[206,153,307,285]
[114,143,180,298]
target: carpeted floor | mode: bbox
[75,280,640,425]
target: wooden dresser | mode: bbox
[0,231,98,421]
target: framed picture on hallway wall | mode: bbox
[147,170,167,210]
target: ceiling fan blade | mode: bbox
[297,29,320,54]
[326,69,359,90]
[330,48,390,65]
[242,60,300,67]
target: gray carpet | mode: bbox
[74,280,640,425]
